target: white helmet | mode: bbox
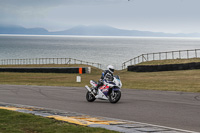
[107,65,114,73]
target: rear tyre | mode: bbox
[109,91,121,103]
[86,91,96,102]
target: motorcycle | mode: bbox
[85,75,122,103]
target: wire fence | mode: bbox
[1,49,200,70]
[122,49,200,69]
[0,58,101,69]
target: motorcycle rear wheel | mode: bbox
[86,91,96,102]
[109,91,121,103]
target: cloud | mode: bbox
[0,0,125,8]
[1,0,200,33]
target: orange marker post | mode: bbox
[79,67,82,74]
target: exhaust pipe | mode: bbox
[85,85,91,92]
[85,85,95,96]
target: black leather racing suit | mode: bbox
[95,70,114,90]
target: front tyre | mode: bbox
[86,91,96,102]
[109,91,121,103]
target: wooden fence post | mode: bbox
[159,53,161,60]
[138,56,140,64]
[134,58,136,65]
[142,54,144,62]
[195,49,197,58]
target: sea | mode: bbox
[1,34,200,69]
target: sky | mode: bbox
[0,0,200,33]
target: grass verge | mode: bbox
[0,109,118,133]
[0,64,200,92]
[137,58,200,66]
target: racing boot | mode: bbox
[93,80,102,95]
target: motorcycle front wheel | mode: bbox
[86,91,96,102]
[109,91,121,103]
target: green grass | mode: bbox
[120,69,200,92]
[0,109,118,133]
[137,58,200,66]
[1,63,200,92]
[0,64,101,87]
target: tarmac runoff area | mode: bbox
[0,102,198,133]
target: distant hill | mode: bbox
[52,25,172,36]
[0,25,49,35]
[52,25,134,36]
[0,24,200,37]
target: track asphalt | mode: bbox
[0,85,199,132]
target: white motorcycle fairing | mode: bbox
[85,81,108,100]
[95,89,108,100]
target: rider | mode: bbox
[94,65,115,93]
